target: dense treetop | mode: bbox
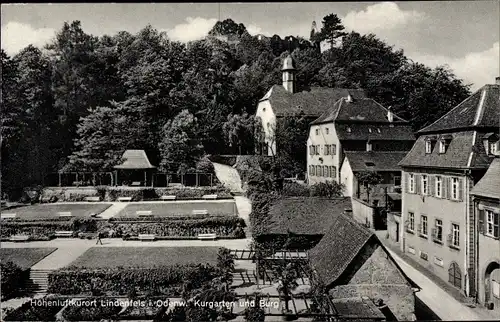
[1,17,471,196]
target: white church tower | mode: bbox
[282,55,296,93]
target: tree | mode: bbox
[355,171,383,201]
[222,113,255,154]
[274,262,299,315]
[313,14,347,47]
[209,18,247,37]
[158,109,204,174]
[244,293,266,322]
[310,181,345,198]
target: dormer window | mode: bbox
[326,128,329,135]
[368,128,372,133]
[377,128,381,133]
[315,128,319,135]
[425,141,432,154]
[347,127,351,133]
[483,133,499,155]
[438,135,452,154]
[366,141,372,152]
[439,141,446,153]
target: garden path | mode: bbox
[97,202,127,219]
[212,162,244,194]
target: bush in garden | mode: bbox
[282,181,310,197]
[244,293,266,322]
[0,218,100,239]
[0,261,28,300]
[196,156,215,174]
[62,297,121,321]
[310,181,344,198]
[3,295,64,321]
[48,264,220,296]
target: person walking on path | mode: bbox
[96,231,103,245]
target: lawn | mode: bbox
[67,246,220,268]
[0,203,112,220]
[0,248,57,269]
[115,201,237,218]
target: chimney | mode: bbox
[387,106,394,123]
[496,76,500,85]
[282,55,296,93]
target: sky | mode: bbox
[1,2,499,91]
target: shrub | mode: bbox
[0,261,28,300]
[196,157,215,174]
[62,297,121,321]
[3,295,64,321]
[0,218,99,239]
[282,181,310,197]
[310,181,344,198]
[244,293,266,322]
[48,264,220,296]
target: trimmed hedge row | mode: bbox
[48,264,219,296]
[42,186,233,202]
[105,217,246,238]
[1,218,97,239]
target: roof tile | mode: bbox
[114,150,156,169]
[471,157,500,199]
[344,151,408,172]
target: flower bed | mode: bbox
[1,218,99,239]
[2,295,65,321]
[48,265,219,296]
[62,297,123,321]
[107,217,246,238]
[0,261,29,300]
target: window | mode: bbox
[409,174,415,193]
[315,145,320,155]
[316,166,321,176]
[347,127,351,133]
[422,175,428,195]
[451,177,459,200]
[490,142,498,155]
[425,141,432,154]
[439,140,446,153]
[325,145,330,155]
[420,251,428,261]
[493,280,500,298]
[407,212,415,232]
[326,128,329,135]
[330,166,336,178]
[309,165,314,176]
[451,224,460,248]
[366,142,372,151]
[325,166,330,177]
[420,215,428,237]
[486,210,500,238]
[332,144,336,155]
[315,128,319,135]
[448,262,462,288]
[434,219,443,242]
[309,145,313,155]
[368,128,372,133]
[435,176,442,198]
[312,165,316,176]
[394,176,401,186]
[323,166,328,177]
[377,128,381,133]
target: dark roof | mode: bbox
[335,123,415,141]
[399,130,495,169]
[313,98,407,125]
[114,150,156,169]
[332,297,386,320]
[471,157,500,199]
[419,84,500,134]
[344,151,408,172]
[262,85,366,117]
[309,213,374,286]
[260,197,352,235]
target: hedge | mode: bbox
[106,217,246,239]
[0,261,29,301]
[2,296,64,321]
[62,297,122,321]
[48,264,220,296]
[1,218,98,239]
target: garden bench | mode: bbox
[84,196,101,202]
[10,235,29,242]
[131,181,142,187]
[1,213,16,219]
[197,233,217,240]
[58,212,73,218]
[202,194,218,200]
[136,210,153,217]
[138,234,156,241]
[55,231,73,238]
[192,209,208,216]
[118,197,133,202]
[159,195,176,201]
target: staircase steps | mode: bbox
[20,269,52,295]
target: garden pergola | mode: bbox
[113,150,156,187]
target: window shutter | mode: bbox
[429,176,435,196]
[404,173,409,193]
[443,177,449,199]
[458,178,464,201]
[478,210,485,235]
[415,174,421,194]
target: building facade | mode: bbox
[471,157,500,311]
[399,78,500,298]
[307,97,414,188]
[254,55,365,157]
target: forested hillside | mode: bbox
[1,16,471,197]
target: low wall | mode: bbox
[387,212,402,243]
[352,197,387,230]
